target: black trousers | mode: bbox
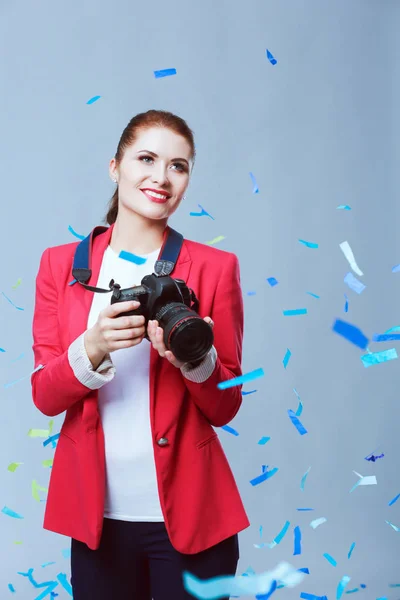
[70,517,240,599]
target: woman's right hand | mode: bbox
[84,300,146,359]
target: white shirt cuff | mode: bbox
[180,345,217,383]
[68,332,116,390]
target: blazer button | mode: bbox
[157,437,169,446]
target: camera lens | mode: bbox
[156,303,214,363]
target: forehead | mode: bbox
[130,127,192,159]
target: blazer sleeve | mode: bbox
[182,252,244,427]
[31,248,112,417]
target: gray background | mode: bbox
[0,0,399,598]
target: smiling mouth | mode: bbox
[141,190,170,203]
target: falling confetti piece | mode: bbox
[28,429,50,438]
[361,348,397,368]
[205,236,226,245]
[306,291,320,299]
[7,463,23,472]
[154,68,177,78]
[68,225,85,240]
[249,172,259,193]
[258,437,271,445]
[218,367,265,390]
[2,506,23,519]
[365,452,384,462]
[300,467,311,491]
[323,553,337,567]
[250,465,279,487]
[299,239,319,249]
[293,526,302,555]
[267,521,291,548]
[392,264,400,273]
[301,594,328,600]
[349,471,377,493]
[220,425,238,436]
[1,292,24,310]
[372,333,400,342]
[283,349,291,369]
[283,308,307,316]
[336,575,351,599]
[11,278,22,289]
[119,250,147,265]
[332,319,369,349]
[336,205,351,210]
[32,480,48,502]
[386,520,400,532]
[86,95,101,104]
[344,294,349,313]
[344,272,366,294]
[347,542,356,559]
[266,49,278,65]
[189,204,215,219]
[267,277,278,287]
[388,493,400,506]
[339,241,364,276]
[288,410,308,435]
[310,518,327,529]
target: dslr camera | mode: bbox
[109,273,214,365]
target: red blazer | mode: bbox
[31,223,250,553]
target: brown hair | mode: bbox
[103,109,196,225]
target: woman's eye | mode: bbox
[139,156,186,172]
[172,163,187,172]
[140,156,153,164]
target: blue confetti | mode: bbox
[68,225,85,240]
[301,594,328,600]
[372,333,400,342]
[2,506,23,519]
[293,526,302,555]
[217,367,265,390]
[242,389,257,396]
[361,348,398,368]
[220,425,239,436]
[392,264,400,273]
[337,575,351,599]
[323,553,337,567]
[283,349,291,369]
[300,467,311,491]
[332,319,369,349]
[258,437,271,445]
[269,521,291,547]
[299,239,319,249]
[8,583,15,593]
[1,292,24,311]
[297,508,314,511]
[154,68,177,78]
[249,172,259,193]
[267,277,278,287]
[344,272,366,294]
[250,465,279,487]
[347,542,356,559]
[266,49,278,65]
[389,493,400,506]
[306,291,320,299]
[283,308,307,316]
[86,95,101,104]
[337,205,351,210]
[189,204,215,220]
[344,294,349,313]
[288,410,308,435]
[119,250,147,265]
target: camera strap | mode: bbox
[71,225,184,293]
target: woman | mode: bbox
[31,109,250,599]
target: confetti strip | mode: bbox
[323,553,337,567]
[217,368,265,390]
[250,465,279,487]
[347,542,356,559]
[293,526,302,555]
[267,521,291,548]
[68,225,85,240]
[7,462,23,472]
[288,410,308,435]
[392,264,400,273]
[300,595,328,600]
[189,204,215,220]
[310,518,327,530]
[267,277,278,287]
[11,278,22,289]
[339,241,364,276]
[283,349,291,369]
[361,348,397,368]
[332,319,369,349]
[299,239,319,249]
[266,49,278,65]
[349,471,377,493]
[258,436,271,445]
[388,493,400,506]
[336,205,351,210]
[283,308,307,316]
[372,333,400,342]
[1,291,24,311]
[344,294,349,313]
[300,467,311,491]
[2,506,23,519]
[306,292,320,299]
[154,68,177,78]
[86,95,101,104]
[336,576,351,599]
[118,250,147,265]
[205,235,226,245]
[386,520,400,532]
[344,272,366,294]
[249,172,259,193]
[182,561,304,598]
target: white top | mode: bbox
[67,243,217,522]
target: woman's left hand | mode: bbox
[147,317,214,368]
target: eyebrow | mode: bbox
[136,149,189,166]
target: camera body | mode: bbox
[109,273,214,364]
